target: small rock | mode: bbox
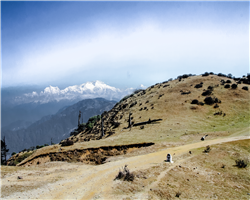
[218,173,220,175]
[17,176,23,179]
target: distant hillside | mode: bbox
[1,81,144,130]
[64,73,250,146]
[3,98,116,154]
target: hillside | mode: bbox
[63,73,249,146]
[11,73,249,166]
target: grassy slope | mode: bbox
[18,75,250,165]
[113,139,250,199]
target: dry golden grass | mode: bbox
[16,75,250,166]
[113,139,250,199]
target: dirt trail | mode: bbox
[3,135,249,200]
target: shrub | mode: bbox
[242,86,248,91]
[231,84,237,89]
[202,72,209,76]
[36,145,44,149]
[11,152,16,156]
[224,84,230,88]
[89,115,101,122]
[194,84,203,88]
[114,165,134,182]
[203,145,211,153]
[133,89,145,95]
[218,73,227,77]
[16,152,33,164]
[204,97,214,105]
[198,102,204,106]
[235,158,249,168]
[202,90,212,96]
[175,191,182,198]
[191,99,199,104]
[86,122,94,130]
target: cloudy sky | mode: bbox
[1,1,249,89]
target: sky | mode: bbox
[1,1,249,89]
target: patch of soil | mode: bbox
[19,143,155,167]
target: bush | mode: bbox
[235,158,249,168]
[203,145,211,153]
[194,84,203,88]
[89,115,101,122]
[231,84,237,89]
[114,165,134,182]
[11,152,16,156]
[224,84,230,88]
[133,89,145,95]
[242,86,248,91]
[86,122,94,130]
[16,152,33,164]
[202,72,209,77]
[202,90,212,96]
[176,191,182,198]
[218,73,227,77]
[191,99,199,104]
[36,145,44,149]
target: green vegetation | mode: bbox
[36,145,44,149]
[235,158,249,168]
[11,152,16,156]
[86,115,101,130]
[14,152,33,165]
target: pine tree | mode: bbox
[0,140,4,165]
[1,136,9,165]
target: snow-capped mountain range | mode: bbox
[15,81,146,104]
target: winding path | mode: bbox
[4,135,249,200]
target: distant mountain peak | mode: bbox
[15,81,143,104]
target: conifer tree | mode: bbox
[1,136,9,165]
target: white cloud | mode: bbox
[3,23,248,86]
[18,80,140,104]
